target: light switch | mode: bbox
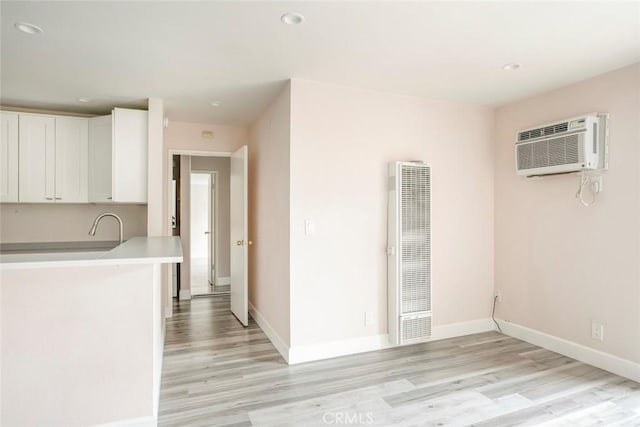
[305,220,316,235]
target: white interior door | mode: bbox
[190,173,211,296]
[208,173,215,285]
[230,145,248,326]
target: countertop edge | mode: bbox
[0,236,183,270]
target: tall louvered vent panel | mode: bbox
[388,162,432,346]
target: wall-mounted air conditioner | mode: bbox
[387,161,432,346]
[515,114,603,177]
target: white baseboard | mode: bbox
[498,319,640,383]
[430,317,496,341]
[178,289,191,300]
[251,316,496,366]
[287,318,496,365]
[248,302,290,363]
[217,276,230,285]
[289,334,391,365]
[94,416,156,427]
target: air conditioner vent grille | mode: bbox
[517,133,583,171]
[400,165,431,315]
[518,121,569,142]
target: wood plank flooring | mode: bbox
[158,296,640,426]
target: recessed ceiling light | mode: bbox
[210,101,221,107]
[15,22,43,35]
[77,97,91,103]
[281,12,305,25]
[503,62,521,71]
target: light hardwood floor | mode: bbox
[159,296,640,426]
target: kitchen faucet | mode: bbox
[89,213,124,244]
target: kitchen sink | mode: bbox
[0,241,122,255]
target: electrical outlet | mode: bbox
[494,291,502,303]
[591,176,603,193]
[591,322,604,341]
[365,311,374,326]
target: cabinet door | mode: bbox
[112,108,148,203]
[19,114,55,203]
[0,112,19,202]
[88,115,113,202]
[55,117,88,203]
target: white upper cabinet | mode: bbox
[89,108,148,203]
[0,112,19,202]
[4,108,146,205]
[55,117,89,203]
[113,108,148,203]
[88,115,113,202]
[19,114,56,203]
[19,114,88,203]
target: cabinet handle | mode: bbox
[107,196,112,200]
[55,197,62,200]
[45,197,53,200]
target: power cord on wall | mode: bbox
[492,294,502,333]
[576,171,599,207]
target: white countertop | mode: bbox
[0,236,183,270]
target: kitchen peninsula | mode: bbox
[0,236,182,427]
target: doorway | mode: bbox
[190,172,219,296]
[168,147,249,326]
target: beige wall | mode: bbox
[289,79,495,346]
[148,98,165,237]
[494,63,640,364]
[191,156,231,278]
[164,120,248,154]
[147,98,171,322]
[248,83,292,346]
[0,203,147,243]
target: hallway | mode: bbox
[158,297,640,427]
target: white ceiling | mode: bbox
[2,1,639,125]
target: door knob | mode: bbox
[248,241,253,245]
[237,240,243,246]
